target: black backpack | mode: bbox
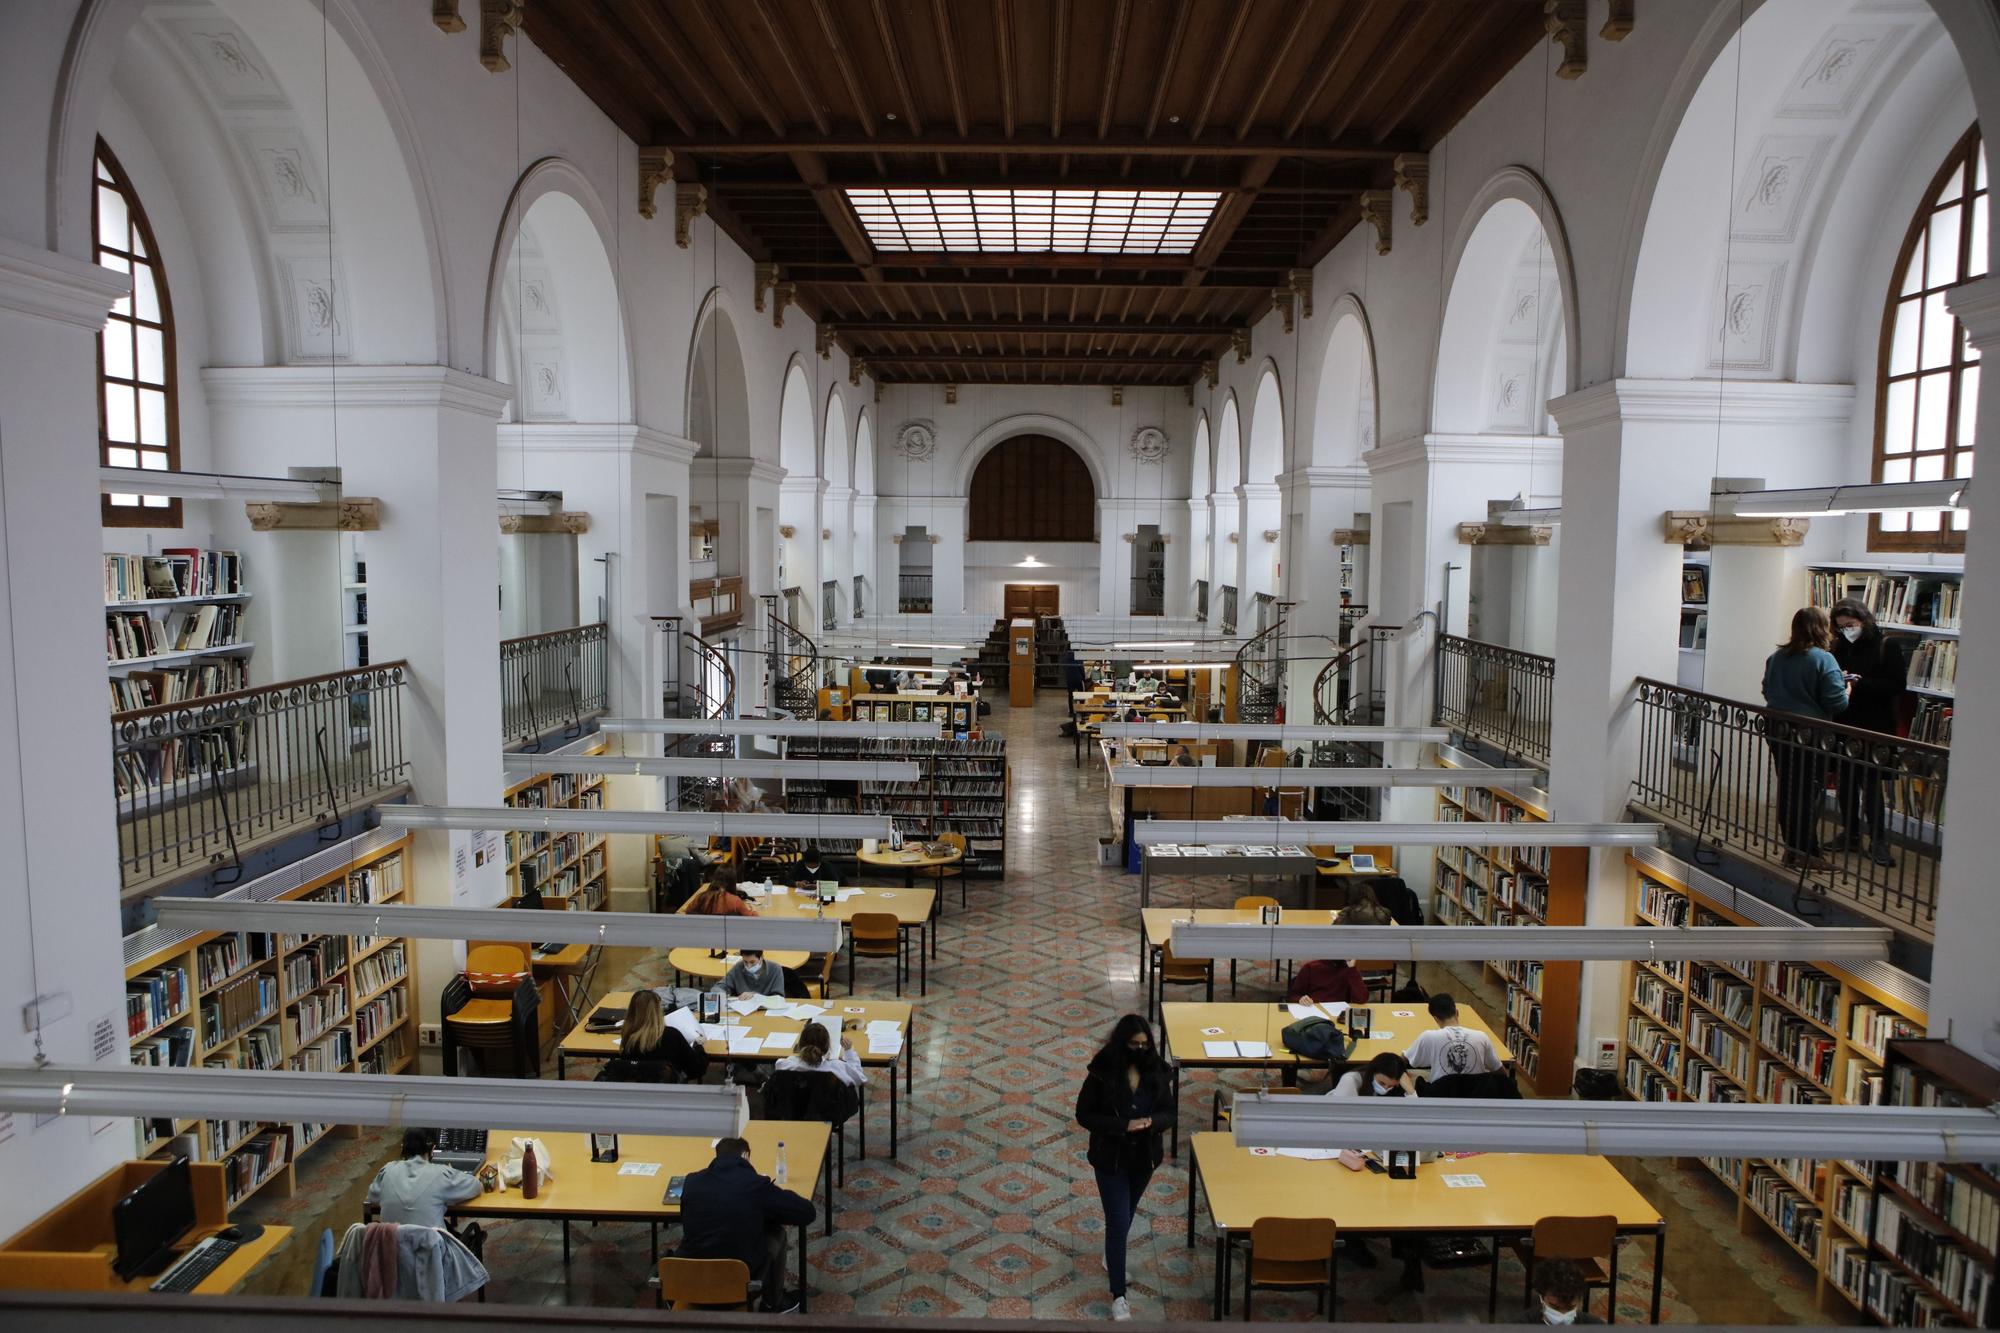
[1279,1016,1353,1063]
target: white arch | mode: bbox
[1247,360,1286,482]
[686,287,751,457]
[1190,410,1212,498]
[1312,294,1378,466]
[854,407,876,493]
[1214,394,1243,495]
[822,385,851,488]
[1434,179,1577,436]
[954,412,1111,497]
[778,356,817,479]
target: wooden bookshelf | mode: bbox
[105,549,251,714]
[502,760,609,910]
[1620,852,1930,1317]
[1810,563,1963,740]
[1429,759,1583,1096]
[122,831,418,1208]
[784,735,1009,875]
[850,692,980,736]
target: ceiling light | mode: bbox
[890,642,966,651]
[1134,819,1663,848]
[1094,723,1450,745]
[1713,478,1970,518]
[98,467,334,503]
[1499,505,1561,526]
[1227,1095,2000,1162]
[1130,661,1232,669]
[1017,555,1045,567]
[0,1064,749,1141]
[377,805,896,840]
[598,717,941,739]
[497,489,561,516]
[498,754,923,782]
[1167,922,1891,963]
[1110,641,1195,650]
[1109,767,1542,789]
[855,663,952,675]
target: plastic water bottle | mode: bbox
[773,1140,789,1186]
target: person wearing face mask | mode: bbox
[712,949,786,998]
[1526,1259,1604,1324]
[1327,1051,1413,1099]
[1074,1013,1177,1322]
[1826,598,1906,867]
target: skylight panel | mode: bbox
[843,187,1219,255]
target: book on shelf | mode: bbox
[1906,640,1958,693]
[108,658,249,713]
[106,603,245,662]
[103,549,242,603]
[125,964,188,1037]
[1811,568,1962,632]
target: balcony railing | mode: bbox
[1633,678,1946,935]
[1218,585,1238,636]
[499,622,608,747]
[691,575,745,635]
[111,662,411,893]
[1195,578,1209,623]
[1433,633,1554,766]
[822,579,840,629]
[852,574,867,620]
[898,572,932,614]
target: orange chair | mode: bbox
[1356,959,1399,1001]
[464,944,530,994]
[1493,1214,1621,1322]
[1153,940,1214,1021]
[935,831,968,907]
[848,911,906,995]
[1230,896,1282,995]
[1240,1216,1338,1321]
[657,1256,752,1311]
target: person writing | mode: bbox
[675,1137,814,1313]
[365,1128,483,1229]
[1328,1051,1414,1099]
[1075,1014,1176,1322]
[1171,744,1198,768]
[1290,956,1369,1007]
[1760,606,1850,870]
[687,866,759,917]
[1404,993,1506,1080]
[1827,598,1905,866]
[773,1020,866,1087]
[713,949,787,998]
[601,989,709,1085]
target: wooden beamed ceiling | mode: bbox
[525,0,1547,385]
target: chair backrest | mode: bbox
[464,944,528,995]
[658,1256,751,1310]
[1250,1216,1337,1262]
[852,911,900,943]
[1160,941,1211,979]
[763,1067,860,1126]
[1532,1214,1619,1261]
[939,831,967,854]
[1234,895,1280,913]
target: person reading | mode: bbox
[1289,957,1368,1007]
[1403,993,1505,1080]
[675,1137,814,1313]
[1527,1259,1604,1324]
[688,866,759,918]
[365,1128,483,1230]
[713,949,786,998]
[601,989,709,1085]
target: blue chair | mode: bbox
[309,1226,335,1296]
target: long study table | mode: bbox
[695,883,937,993]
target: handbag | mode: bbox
[499,1136,556,1187]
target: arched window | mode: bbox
[94,140,179,527]
[1873,125,1986,552]
[968,435,1095,541]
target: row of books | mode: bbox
[1907,640,1958,694]
[1761,1007,1837,1087]
[196,931,270,990]
[112,729,246,799]
[290,988,350,1048]
[199,972,277,1051]
[1811,569,1962,631]
[1850,1001,1923,1061]
[351,858,405,904]
[1685,1054,1745,1103]
[355,988,408,1048]
[1909,698,1952,745]
[1688,1011,1752,1083]
[109,659,249,713]
[1690,964,1754,1028]
[131,1027,195,1069]
[1872,1193,1992,1321]
[1766,962,1842,1028]
[104,549,242,603]
[125,964,188,1037]
[291,1028,355,1073]
[221,1131,289,1205]
[107,603,244,662]
[1632,971,1684,1027]
[1628,1016,1681,1076]
[1884,1157,2000,1255]
[1748,1166,1824,1257]
[353,945,408,999]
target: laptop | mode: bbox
[432,1128,489,1172]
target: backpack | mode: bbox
[1280,1016,1353,1063]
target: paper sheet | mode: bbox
[1275,1148,1339,1160]
[617,1161,660,1177]
[696,1023,731,1043]
[727,998,761,1017]
[1235,1040,1272,1059]
[866,1036,903,1056]
[865,1019,902,1037]
[789,1005,828,1019]
[662,1006,703,1045]
[727,1035,763,1055]
[762,1032,798,1051]
[1203,1041,1240,1058]
[1441,1174,1486,1188]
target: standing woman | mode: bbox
[1075,1014,1177,1322]
[1828,598,1906,866]
[1760,607,1850,870]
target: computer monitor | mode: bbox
[112,1155,198,1279]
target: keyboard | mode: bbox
[150,1237,239,1293]
[434,1127,489,1171]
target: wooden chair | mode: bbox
[1240,1216,1338,1321]
[1229,896,1282,995]
[1492,1214,1621,1323]
[656,1256,752,1311]
[848,911,906,996]
[803,949,838,1001]
[1153,940,1214,1021]
[935,831,968,907]
[1356,959,1399,1001]
[464,944,529,993]
[440,968,538,1078]
[1212,1083,1299,1131]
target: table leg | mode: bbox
[1650,1227,1665,1324]
[1170,1063,1181,1159]
[824,1150,834,1237]
[917,925,928,994]
[1214,1233,1228,1319]
[562,1219,571,1266]
[1141,858,1150,909]
[799,1221,809,1312]
[557,1053,566,1081]
[891,1059,900,1158]
[858,1083,868,1161]
[651,1222,658,1265]
[1186,1147,1199,1247]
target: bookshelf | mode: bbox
[1430,758,1584,1096]
[1679,552,1709,690]
[503,763,609,910]
[122,830,418,1208]
[1858,1040,1999,1327]
[1810,564,1962,740]
[851,692,978,735]
[1619,850,1930,1317]
[343,543,370,670]
[784,735,1010,875]
[105,548,251,711]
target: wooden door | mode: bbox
[1031,584,1060,615]
[1003,583,1058,618]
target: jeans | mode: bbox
[1095,1161,1155,1297]
[1834,752,1888,845]
[1768,736,1827,856]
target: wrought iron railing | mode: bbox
[499,622,607,747]
[690,575,745,635]
[1234,606,1286,724]
[1633,678,1946,934]
[655,617,735,810]
[1195,578,1209,623]
[1218,585,1238,636]
[111,662,411,892]
[1310,634,1386,820]
[898,572,932,614]
[765,596,821,717]
[1433,633,1554,765]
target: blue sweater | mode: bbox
[1761,647,1849,720]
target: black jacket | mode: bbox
[1831,631,1905,734]
[600,1028,709,1084]
[676,1153,816,1272]
[1075,1051,1177,1172]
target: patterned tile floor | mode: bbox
[238,696,1831,1322]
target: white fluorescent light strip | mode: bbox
[1717,478,1970,518]
[1095,723,1450,744]
[890,642,966,650]
[0,1064,750,1141]
[599,717,941,739]
[1499,506,1561,526]
[1168,922,1892,964]
[98,466,333,503]
[856,663,952,675]
[1110,766,1542,789]
[499,754,923,783]
[1131,661,1232,669]
[1137,819,1662,848]
[153,898,843,953]
[1227,1096,2000,1163]
[378,805,894,840]
[1112,641,1195,650]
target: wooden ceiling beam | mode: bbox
[1368,0,1506,143]
[791,252,1281,273]
[746,0,831,136]
[808,0,878,138]
[1280,3,1372,139]
[717,172,1364,193]
[534,0,688,139]
[1096,0,1132,140]
[1234,2,1315,140]
[795,276,1274,292]
[1324,9,1435,142]
[868,0,926,138]
[931,0,970,137]
[656,129,1411,160]
[1049,0,1070,138]
[790,152,881,281]
[616,3,740,137]
[865,353,1200,366]
[1185,3,1252,142]
[838,319,1229,337]
[680,0,786,137]
[993,0,1016,139]
[1141,0,1194,138]
[1184,155,1281,285]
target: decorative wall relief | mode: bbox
[1708,260,1787,373]
[1777,24,1903,118]
[1128,426,1170,465]
[894,420,938,461]
[279,256,353,362]
[159,17,288,110]
[235,130,330,231]
[1731,135,1831,244]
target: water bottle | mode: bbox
[521,1141,540,1200]
[773,1140,789,1186]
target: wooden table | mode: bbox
[528,941,595,1031]
[710,885,937,994]
[419,1122,829,1308]
[1187,1132,1665,1321]
[1138,906,1342,985]
[1140,846,1317,909]
[855,848,962,960]
[666,947,812,986]
[559,992,917,1156]
[114,1225,291,1295]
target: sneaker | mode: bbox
[1111,1296,1132,1321]
[1872,842,1897,868]
[769,1290,804,1315]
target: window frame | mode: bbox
[94,138,182,529]
[1869,123,1984,553]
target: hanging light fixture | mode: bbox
[1109,766,1541,789]
[1167,921,1891,963]
[98,467,334,503]
[378,805,894,840]
[1134,818,1662,848]
[1713,478,1971,518]
[1094,722,1449,744]
[598,716,939,739]
[498,754,922,782]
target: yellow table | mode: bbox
[558,991,917,1156]
[855,848,962,958]
[405,1122,829,1306]
[666,946,812,986]
[700,884,938,993]
[116,1224,291,1295]
[1139,906,1343,986]
[1188,1132,1666,1320]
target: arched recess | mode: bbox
[484,159,632,422]
[954,412,1112,498]
[821,387,852,621]
[776,358,821,626]
[822,386,852,490]
[1189,412,1213,592]
[852,408,878,618]
[777,356,818,480]
[1190,410,1212,498]
[1433,169,1579,437]
[1212,392,1243,600]
[1313,295,1379,466]
[1244,369,1286,600]
[1214,394,1243,496]
[686,288,751,458]
[1247,360,1287,482]
[855,407,877,494]
[968,436,1097,541]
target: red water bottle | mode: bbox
[521,1141,540,1199]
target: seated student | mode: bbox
[1404,993,1506,1080]
[795,845,826,886]
[687,867,759,918]
[713,949,787,998]
[676,1136,815,1313]
[773,1020,866,1087]
[366,1128,483,1229]
[1290,956,1369,1007]
[1527,1259,1604,1324]
[1327,1051,1413,1099]
[601,988,709,1085]
[1171,744,1198,768]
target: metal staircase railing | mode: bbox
[655,616,736,811]
[1232,601,1287,725]
[763,594,822,717]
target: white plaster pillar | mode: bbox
[822,484,854,622]
[1279,465,1370,714]
[1703,544,1810,704]
[1186,496,1211,618]
[928,497,968,613]
[0,238,142,1237]
[851,493,878,622]
[778,475,825,631]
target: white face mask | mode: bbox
[1372,1080,1398,1095]
[1840,625,1862,643]
[743,960,762,975]
[1542,1304,1579,1325]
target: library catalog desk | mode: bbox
[559,992,917,1156]
[412,1122,829,1308]
[0,1159,291,1296]
[1188,1132,1665,1321]
[694,884,937,994]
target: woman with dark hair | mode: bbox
[687,865,758,917]
[1761,607,1850,870]
[1827,598,1906,867]
[1074,1013,1177,1322]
